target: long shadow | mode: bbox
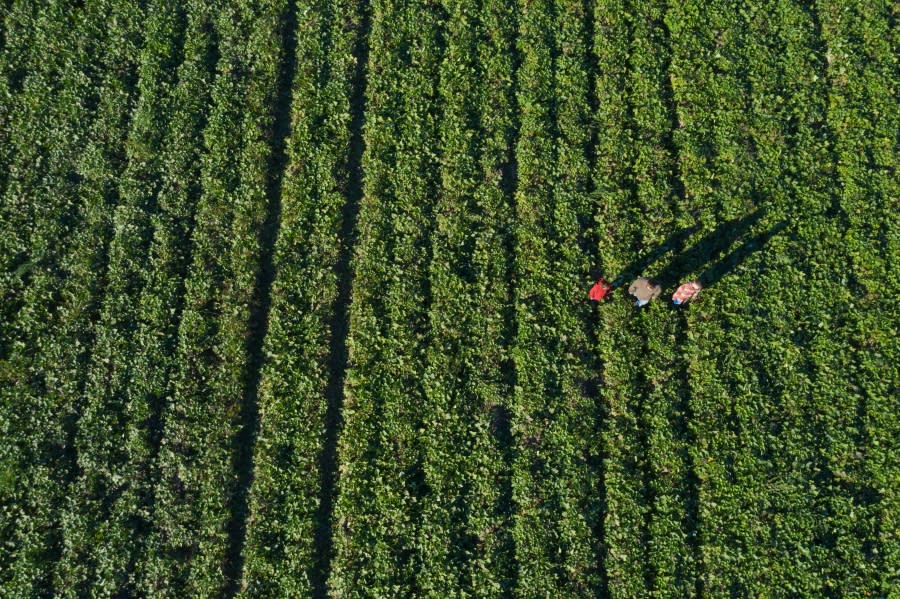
[223,0,298,594]
[309,1,370,596]
[598,223,697,286]
[488,402,517,596]
[696,220,788,289]
[613,209,767,291]
[493,0,521,591]
[672,310,704,597]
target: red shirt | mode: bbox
[589,279,612,301]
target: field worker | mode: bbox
[628,277,661,306]
[589,277,612,302]
[672,280,702,305]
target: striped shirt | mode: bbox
[672,281,702,303]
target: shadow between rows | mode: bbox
[309,0,371,595]
[223,0,298,594]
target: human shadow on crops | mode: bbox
[606,209,788,295]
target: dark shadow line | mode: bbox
[617,208,767,293]
[309,1,370,596]
[223,0,298,594]
[673,310,704,598]
[655,13,688,224]
[495,0,521,593]
[696,220,788,289]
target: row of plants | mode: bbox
[140,0,292,595]
[0,1,147,595]
[739,2,839,592]
[814,0,898,591]
[667,0,895,595]
[328,0,446,594]
[119,2,222,592]
[0,0,40,218]
[668,0,803,594]
[411,0,517,595]
[589,1,648,596]
[238,0,361,595]
[0,0,41,352]
[509,0,604,594]
[50,2,197,595]
[0,0,94,357]
[0,1,82,588]
[624,1,701,596]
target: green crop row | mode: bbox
[667,1,759,595]
[140,0,291,595]
[509,0,604,594]
[590,2,648,596]
[0,1,78,588]
[0,1,146,594]
[739,2,835,592]
[0,0,93,354]
[625,2,701,597]
[0,0,40,211]
[669,0,796,594]
[49,2,192,595]
[238,0,360,595]
[328,0,445,595]
[815,0,898,592]
[119,2,222,592]
[665,0,896,595]
[412,0,517,595]
[0,0,54,356]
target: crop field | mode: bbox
[0,0,896,597]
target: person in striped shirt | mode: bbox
[672,280,702,305]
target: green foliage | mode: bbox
[50,3,204,595]
[0,0,895,596]
[413,0,517,595]
[239,0,360,595]
[141,1,291,595]
[327,1,445,595]
[0,1,146,594]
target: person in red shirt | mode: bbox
[589,277,612,302]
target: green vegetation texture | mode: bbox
[0,0,896,596]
